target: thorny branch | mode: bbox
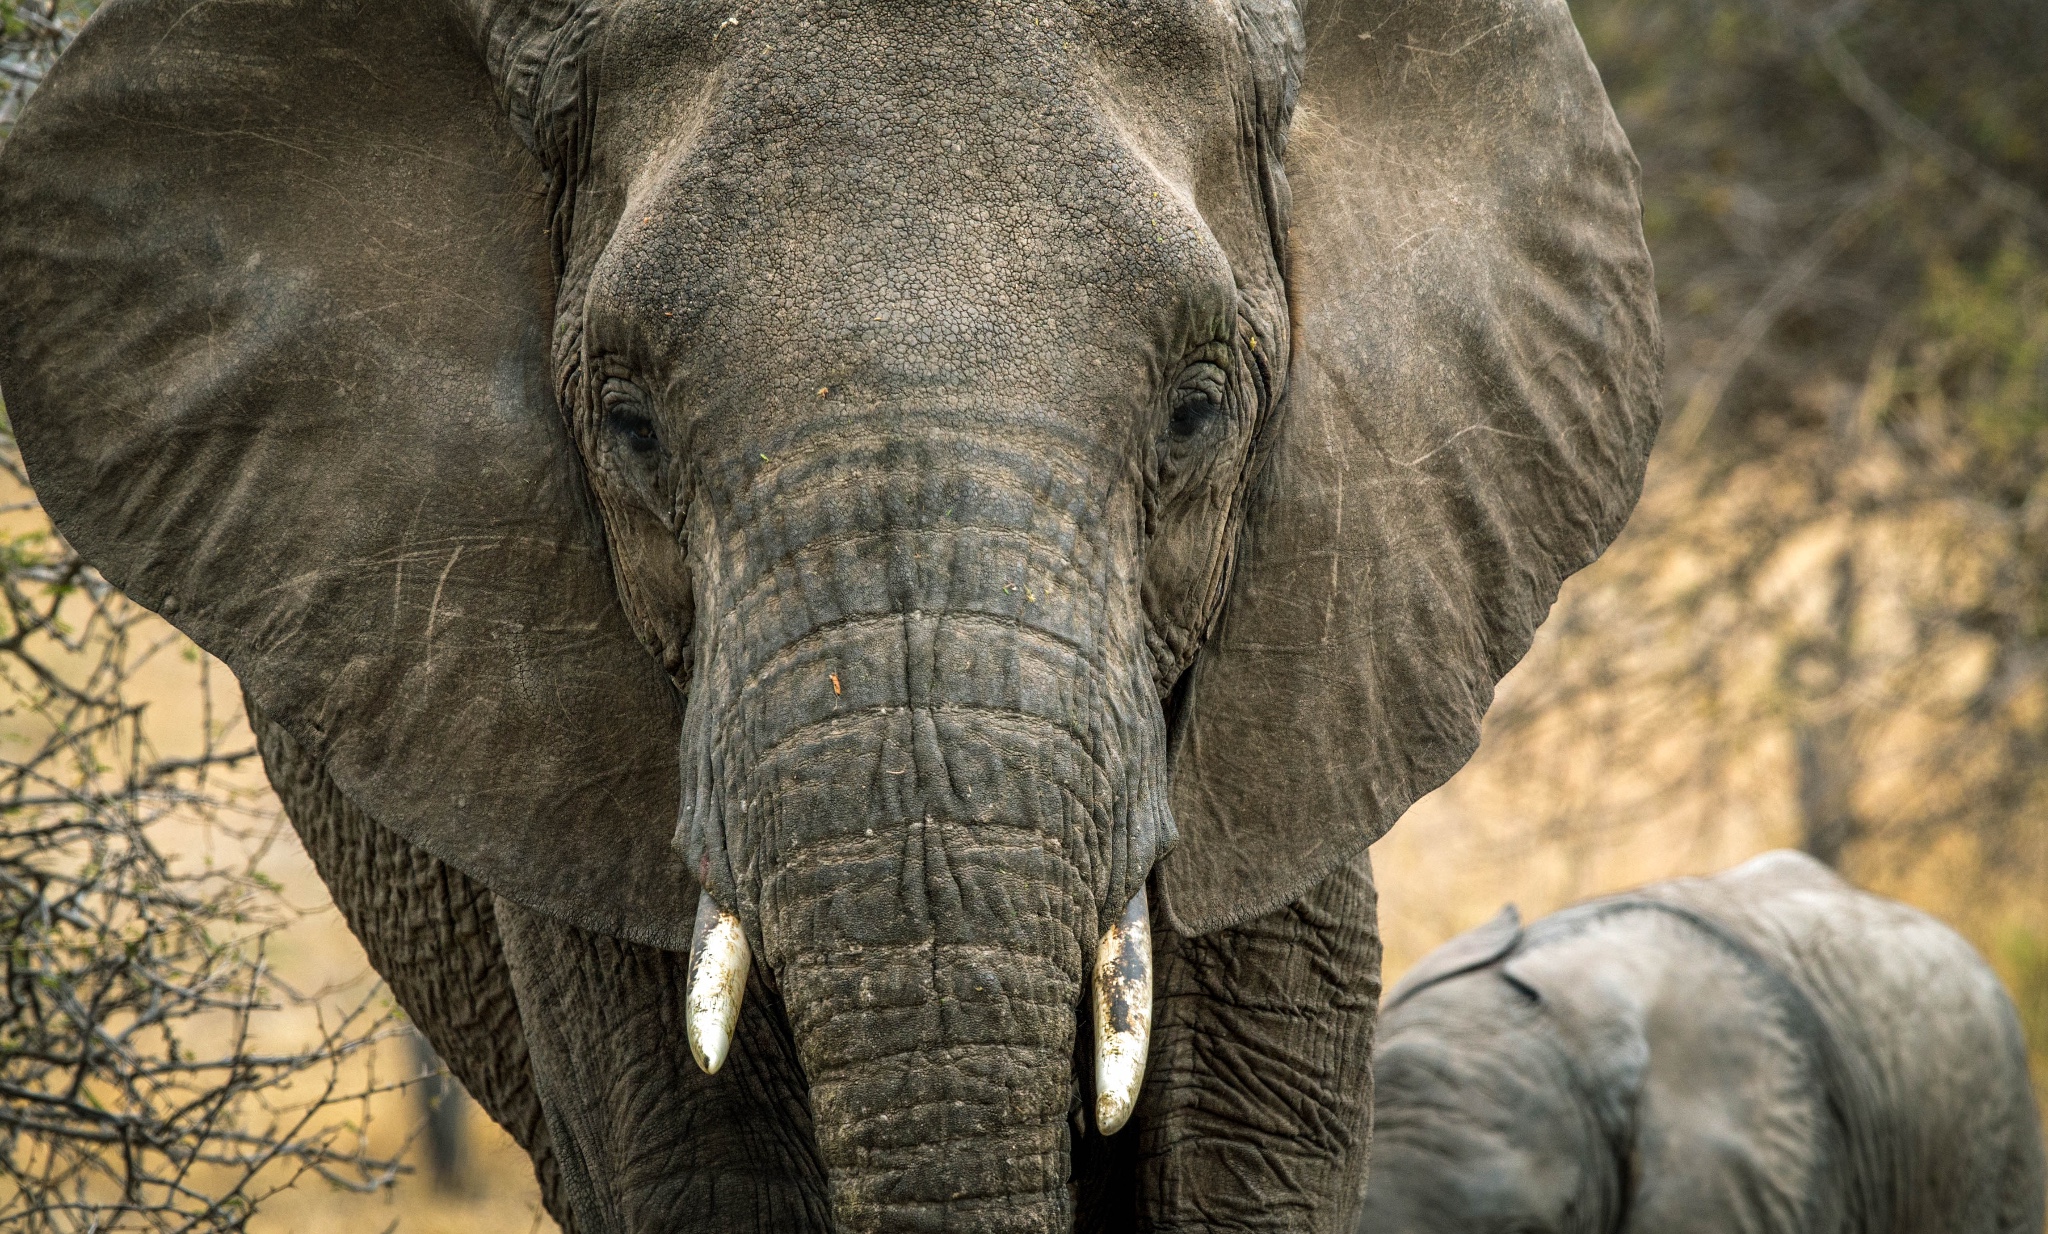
[1669,168,1905,450]
[1671,0,2048,452]
[0,0,75,128]
[5,6,411,1227]
[0,423,413,1230]
[0,143,412,1221]
[1795,14,2048,234]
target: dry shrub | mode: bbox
[0,433,412,1231]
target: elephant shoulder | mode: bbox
[248,698,580,1233]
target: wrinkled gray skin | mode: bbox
[1361,851,2047,1234]
[0,0,1659,1229]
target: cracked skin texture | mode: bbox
[0,0,1658,1228]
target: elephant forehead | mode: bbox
[583,0,1249,390]
[596,0,1247,158]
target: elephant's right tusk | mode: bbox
[1092,886,1153,1135]
[686,890,749,1075]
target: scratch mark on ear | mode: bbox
[1325,482,1344,632]
[1402,423,1543,469]
[423,546,466,666]
[1401,20,1513,60]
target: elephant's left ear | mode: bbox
[0,0,698,948]
[1157,0,1660,935]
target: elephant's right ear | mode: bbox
[1157,0,1661,935]
[0,0,697,947]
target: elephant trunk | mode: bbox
[774,822,1086,1230]
[748,660,1118,1231]
[676,423,1174,1230]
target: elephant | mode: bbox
[0,0,1659,1228]
[1359,851,2048,1234]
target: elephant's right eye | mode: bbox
[602,384,660,456]
[613,410,659,454]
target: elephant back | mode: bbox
[1642,852,2044,1234]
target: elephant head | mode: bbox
[1359,907,1634,1234]
[0,0,1657,1226]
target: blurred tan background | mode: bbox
[5,0,2047,1227]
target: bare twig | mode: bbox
[0,403,407,1227]
[1808,28,2048,234]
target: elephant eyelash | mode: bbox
[1167,365,1230,439]
[600,380,661,455]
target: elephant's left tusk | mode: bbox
[1092,885,1153,1135]
[686,890,749,1075]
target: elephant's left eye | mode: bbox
[1167,363,1230,441]
[614,411,659,453]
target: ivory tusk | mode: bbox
[1092,886,1153,1135]
[685,890,750,1075]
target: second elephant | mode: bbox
[1360,851,2046,1234]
